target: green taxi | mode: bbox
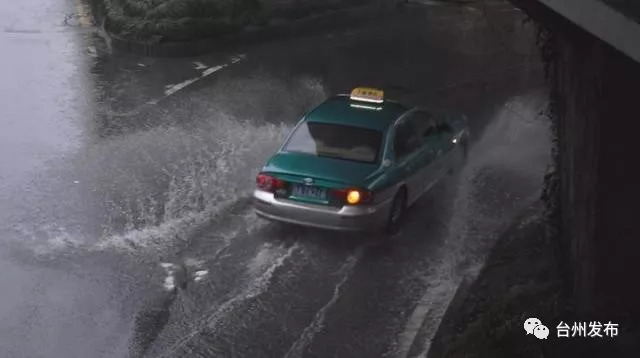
[253,87,469,233]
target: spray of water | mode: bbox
[396,91,551,357]
[2,76,326,256]
[446,91,550,269]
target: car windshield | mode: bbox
[283,122,383,163]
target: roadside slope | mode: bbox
[425,201,561,358]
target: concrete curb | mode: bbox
[423,276,474,357]
[92,1,397,57]
[426,202,548,358]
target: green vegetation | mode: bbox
[98,0,370,43]
[102,0,261,42]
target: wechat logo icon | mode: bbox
[524,318,549,339]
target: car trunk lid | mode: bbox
[262,152,379,205]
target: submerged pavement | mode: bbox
[0,0,550,357]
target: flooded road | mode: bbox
[0,1,550,357]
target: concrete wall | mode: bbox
[512,0,640,321]
[586,42,640,320]
[536,0,640,63]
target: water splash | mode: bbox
[395,91,551,357]
[2,75,326,257]
[446,91,551,264]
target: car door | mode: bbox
[405,111,441,196]
[391,116,425,204]
[433,117,457,177]
[397,111,461,201]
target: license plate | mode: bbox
[291,184,327,200]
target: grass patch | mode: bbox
[103,0,262,42]
[99,0,372,42]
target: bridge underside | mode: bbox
[511,0,640,321]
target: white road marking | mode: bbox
[193,270,208,282]
[394,279,459,358]
[414,346,429,358]
[232,54,246,62]
[160,54,246,98]
[193,61,207,70]
[283,247,364,358]
[164,78,200,97]
[201,65,225,78]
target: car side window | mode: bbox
[414,111,455,140]
[403,111,435,139]
[393,119,421,159]
[435,120,453,134]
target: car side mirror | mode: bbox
[382,159,393,168]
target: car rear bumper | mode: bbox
[253,189,392,232]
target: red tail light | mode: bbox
[331,188,373,205]
[256,173,285,192]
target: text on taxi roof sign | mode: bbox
[350,87,384,103]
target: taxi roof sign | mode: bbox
[350,87,384,104]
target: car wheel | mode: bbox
[385,188,407,235]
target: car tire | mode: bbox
[385,188,407,235]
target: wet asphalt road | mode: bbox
[0,1,551,357]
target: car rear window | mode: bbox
[283,122,383,163]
